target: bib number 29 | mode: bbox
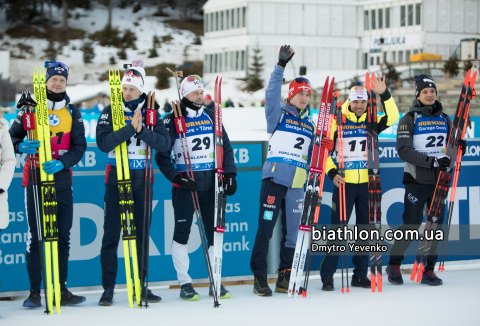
[192,137,211,151]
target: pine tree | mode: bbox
[82,42,95,64]
[44,40,57,61]
[148,35,160,58]
[109,55,116,65]
[156,68,170,90]
[244,46,264,92]
[117,47,127,60]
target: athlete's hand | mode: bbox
[333,174,345,188]
[174,174,198,192]
[370,73,387,94]
[132,109,143,133]
[321,137,334,152]
[433,157,451,171]
[278,45,295,68]
[42,160,65,175]
[224,173,237,196]
[18,140,40,154]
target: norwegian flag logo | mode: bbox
[126,78,132,82]
[267,196,275,204]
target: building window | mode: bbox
[408,4,413,26]
[371,10,376,29]
[211,13,214,32]
[225,52,228,71]
[364,11,369,30]
[370,56,374,66]
[413,49,419,54]
[243,7,246,27]
[386,8,390,28]
[378,9,383,28]
[400,5,406,27]
[415,3,421,25]
[392,51,396,62]
[241,50,245,70]
[237,8,240,28]
[399,51,404,63]
[226,10,229,30]
[363,53,368,69]
[221,11,224,30]
[236,51,239,71]
[215,12,219,31]
[383,51,387,64]
[231,9,235,28]
[376,56,380,65]
[406,50,411,62]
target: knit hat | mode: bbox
[288,77,311,100]
[122,59,146,94]
[348,82,368,103]
[45,61,68,83]
[181,75,204,98]
[205,94,212,100]
[415,75,436,97]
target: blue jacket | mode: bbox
[262,65,314,188]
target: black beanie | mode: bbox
[415,75,436,97]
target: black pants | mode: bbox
[100,184,152,290]
[389,182,443,271]
[172,187,215,246]
[250,178,302,276]
[25,185,73,291]
[320,183,370,278]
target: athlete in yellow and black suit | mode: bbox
[319,76,399,291]
[9,61,87,307]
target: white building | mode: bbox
[202,0,480,82]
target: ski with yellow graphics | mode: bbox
[33,68,62,314]
[108,69,142,308]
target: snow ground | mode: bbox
[1,265,479,326]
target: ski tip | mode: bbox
[346,287,350,294]
[471,71,477,88]
[341,287,345,294]
[377,275,382,292]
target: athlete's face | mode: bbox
[186,90,204,105]
[122,85,142,102]
[350,100,367,116]
[417,87,436,106]
[45,76,67,94]
[289,91,311,110]
[204,97,212,105]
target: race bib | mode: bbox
[173,111,215,171]
[413,114,448,158]
[337,120,368,170]
[266,113,314,169]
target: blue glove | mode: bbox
[42,160,64,175]
[18,140,40,154]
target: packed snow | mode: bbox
[1,262,479,325]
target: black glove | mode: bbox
[458,139,467,156]
[433,157,451,171]
[277,45,294,68]
[223,173,237,196]
[173,174,198,192]
[0,189,4,195]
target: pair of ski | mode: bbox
[19,68,62,314]
[109,69,143,308]
[365,73,383,292]
[170,76,225,307]
[288,77,337,297]
[411,69,477,280]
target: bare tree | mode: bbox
[62,0,68,32]
[107,0,112,31]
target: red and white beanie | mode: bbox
[121,59,146,94]
[288,79,311,100]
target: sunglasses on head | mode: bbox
[415,75,433,81]
[293,77,310,85]
[124,69,142,77]
[186,75,202,82]
[45,61,69,71]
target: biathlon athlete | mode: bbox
[96,60,170,305]
[386,75,466,286]
[320,76,399,291]
[10,61,87,307]
[249,45,331,296]
[155,75,237,301]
